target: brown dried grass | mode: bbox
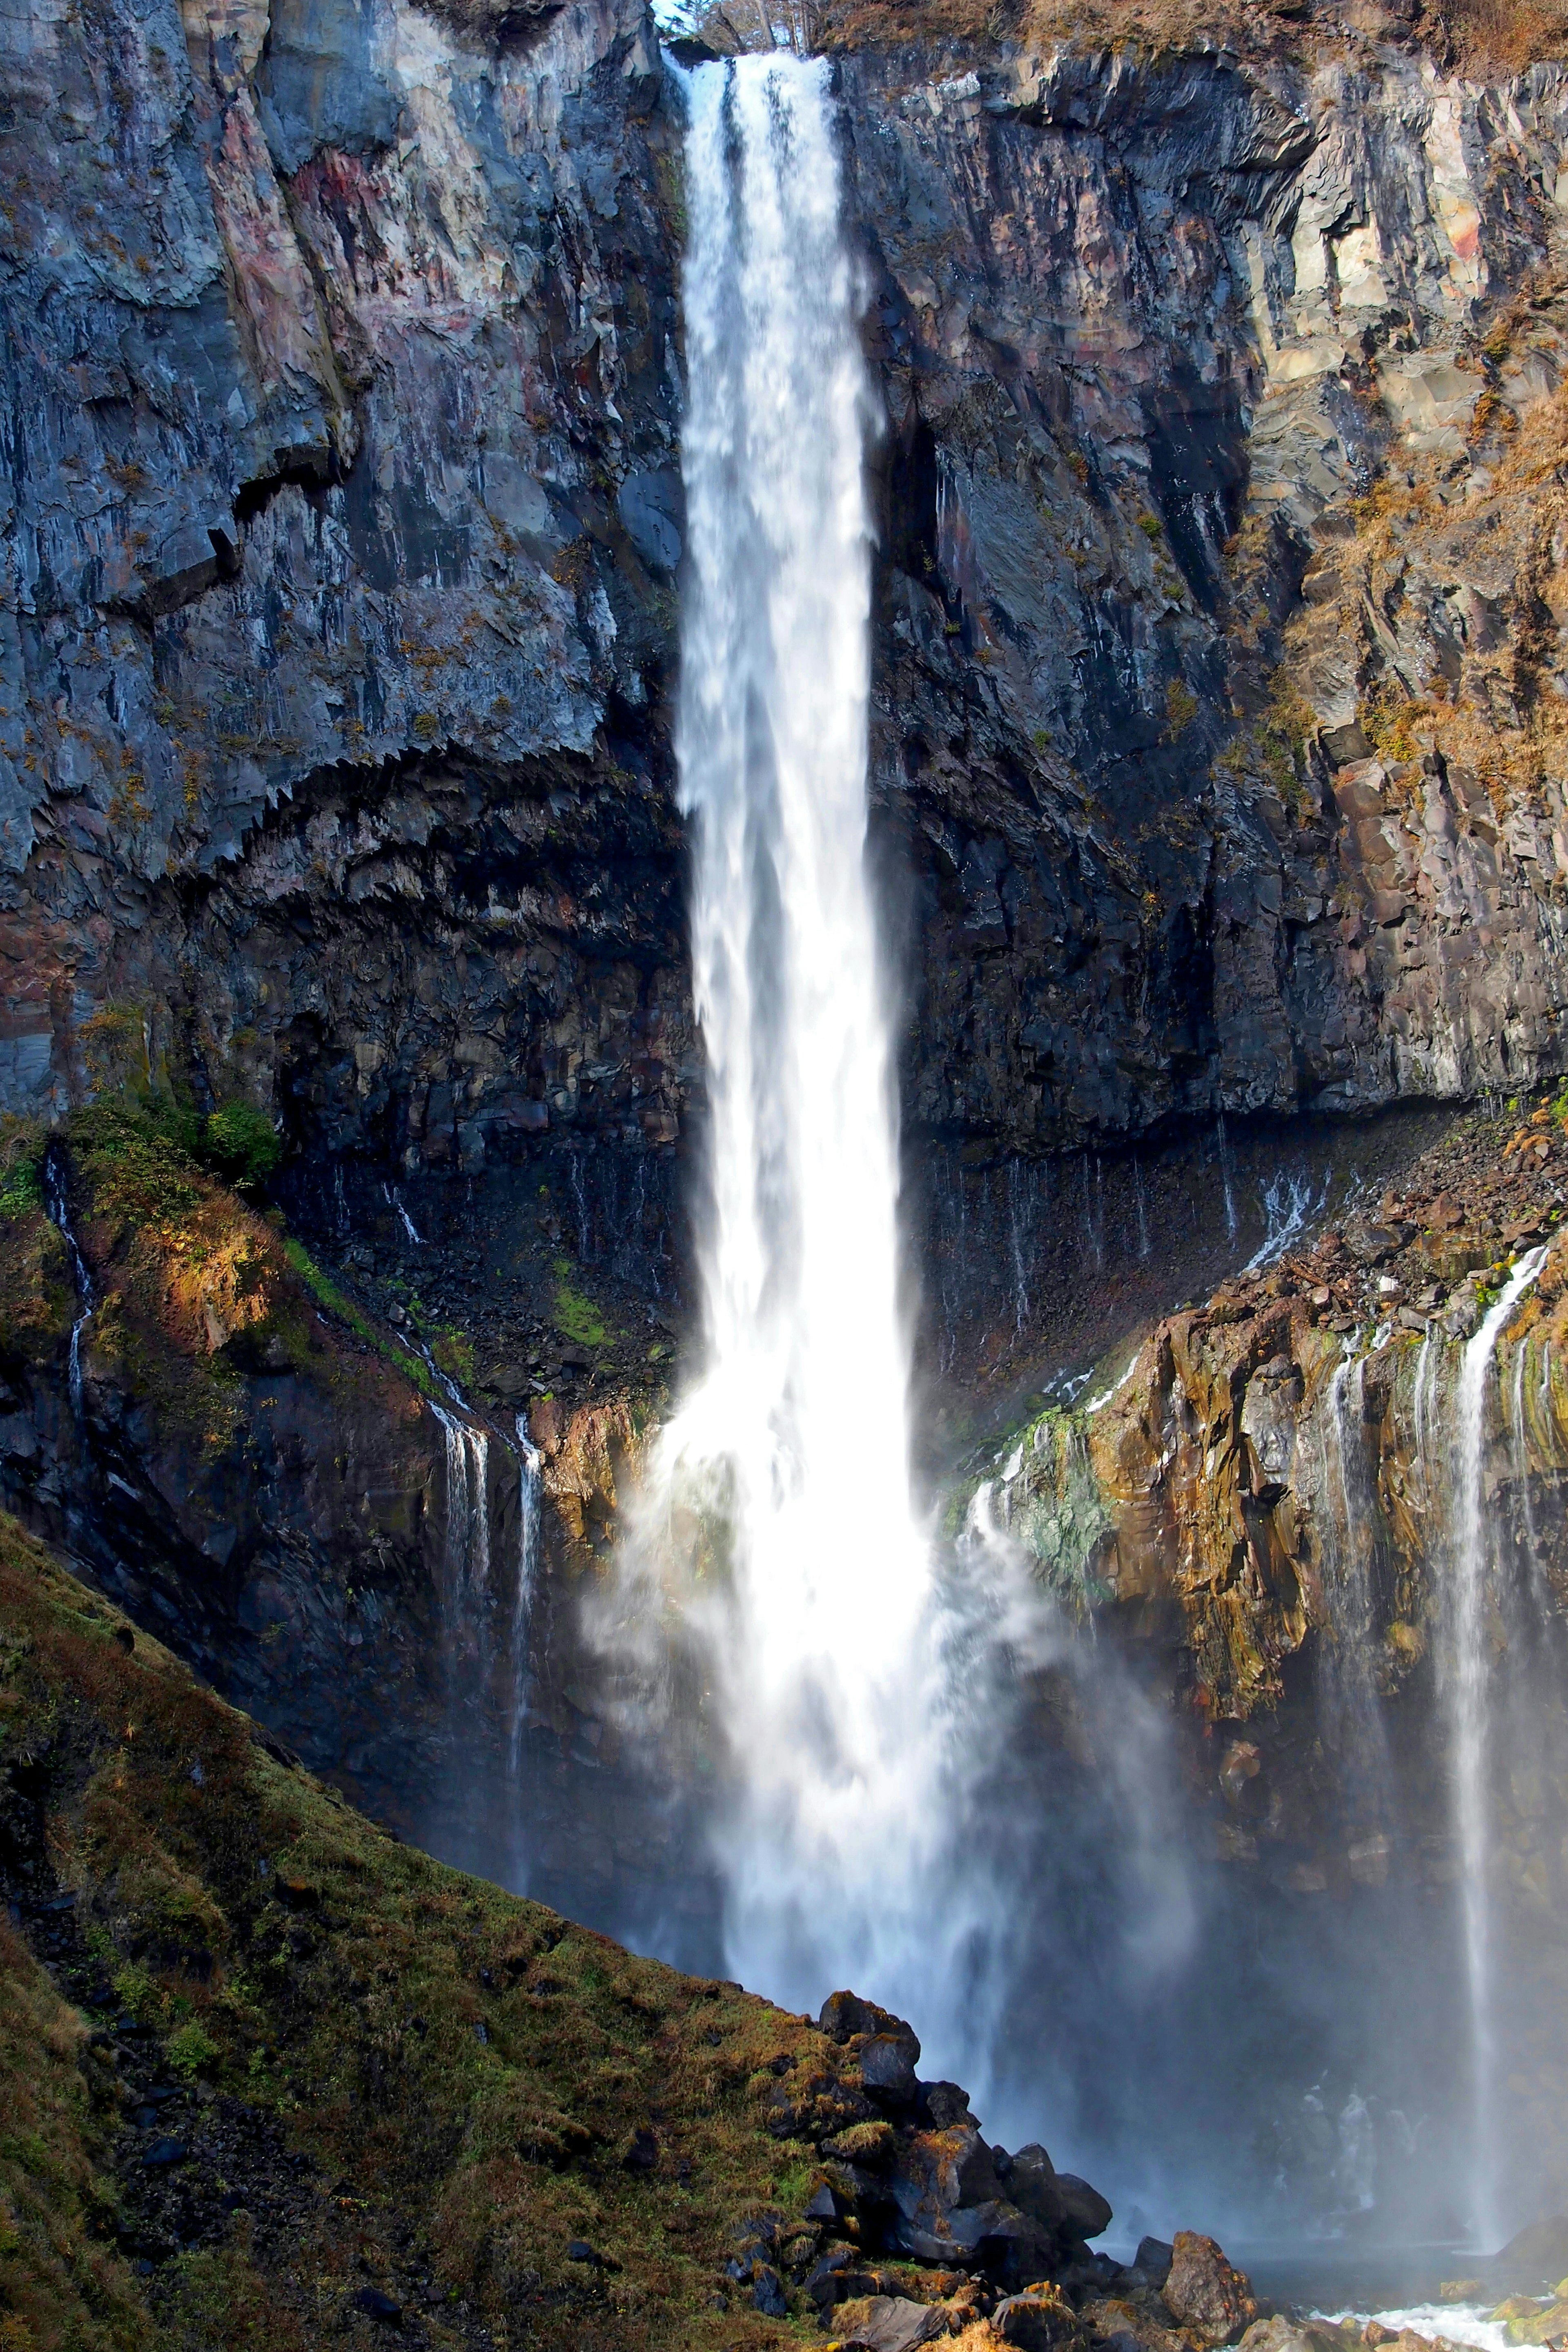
[809,0,1568,66]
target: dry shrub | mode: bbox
[1424,0,1568,72]
[810,0,1568,64]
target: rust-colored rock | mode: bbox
[1163,2232,1258,2347]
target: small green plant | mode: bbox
[553,1279,606,1352]
[203,1103,281,1189]
[0,1154,42,1222]
[165,2021,220,2078]
[1136,510,1163,541]
[432,1327,477,1388]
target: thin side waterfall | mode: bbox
[1447,1244,1547,2241]
[44,1145,96,1416]
[664,51,944,2010]
[510,1417,543,1780]
[431,1399,491,1624]
[1319,1355,1391,1809]
[1216,1112,1238,1242]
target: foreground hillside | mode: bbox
[0,1512,866,2350]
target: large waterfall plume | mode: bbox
[662,51,947,2012]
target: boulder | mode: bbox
[1056,2173,1114,2240]
[836,2296,951,2351]
[1238,2319,1359,2352]
[1007,2144,1114,2241]
[1163,2233,1257,2347]
[1134,2239,1176,2287]
[1488,2216,1568,2295]
[861,2031,921,2106]
[1084,2294,1192,2352]
[922,2081,976,2127]
[995,2285,1088,2350]
[885,2123,1053,2279]
[821,1990,922,2058]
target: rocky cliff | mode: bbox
[12,0,1568,2265]
[8,0,1568,1194]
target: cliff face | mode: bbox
[7,0,1568,1191]
[841,33,1568,1145]
[0,0,688,1169]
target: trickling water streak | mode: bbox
[1134,1156,1151,1261]
[1216,1113,1238,1243]
[569,1153,592,1264]
[44,1147,96,1416]
[1007,1160,1029,1338]
[662,51,943,2011]
[1080,1152,1103,1272]
[383,1183,423,1246]
[1245,1171,1323,1273]
[510,1417,543,1781]
[1446,1244,1547,2243]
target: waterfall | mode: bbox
[1319,1355,1392,1812]
[43,1145,96,1416]
[1216,1112,1238,1241]
[510,1417,543,1781]
[1446,1243,1547,2242]
[431,1399,490,1622]
[664,51,944,2011]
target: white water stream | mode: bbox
[662,51,944,2009]
[1446,1244,1547,2242]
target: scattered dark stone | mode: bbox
[805,2245,857,2306]
[860,2031,920,2106]
[1135,2236,1175,2285]
[993,2285,1084,2349]
[566,2240,601,2264]
[1054,2172,1113,2239]
[141,2138,189,2169]
[351,2285,403,2325]
[114,1626,135,1653]
[621,2126,657,2173]
[751,2261,788,2318]
[920,2081,973,2128]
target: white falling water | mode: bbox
[432,1400,490,1620]
[45,1149,96,1414]
[510,1417,543,1780]
[664,52,944,2010]
[1447,1244,1546,2242]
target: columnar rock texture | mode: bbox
[835,18,1568,1145]
[0,0,690,1162]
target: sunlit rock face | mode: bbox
[835,36,1568,1150]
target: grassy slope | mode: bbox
[0,1511,846,2352]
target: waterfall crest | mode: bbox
[665,52,942,2008]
